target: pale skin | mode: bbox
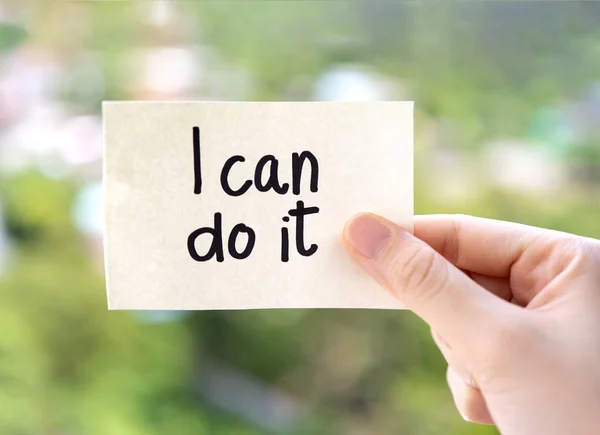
[342,213,600,435]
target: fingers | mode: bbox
[343,213,515,351]
[433,330,494,425]
[414,215,553,278]
[415,215,586,305]
[447,367,494,425]
[466,272,512,302]
[432,331,477,387]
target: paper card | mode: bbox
[103,101,413,310]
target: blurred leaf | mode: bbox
[0,22,27,52]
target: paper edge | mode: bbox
[102,101,113,310]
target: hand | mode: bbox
[342,213,600,435]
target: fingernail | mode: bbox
[345,214,392,260]
[460,411,474,423]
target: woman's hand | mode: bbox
[343,213,600,435]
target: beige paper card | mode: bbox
[104,102,413,310]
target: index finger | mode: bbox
[414,215,564,278]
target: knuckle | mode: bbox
[389,242,447,305]
[550,236,599,279]
[574,239,600,273]
[588,239,600,263]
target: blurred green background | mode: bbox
[1,1,600,434]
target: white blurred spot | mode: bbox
[427,149,479,202]
[147,1,175,27]
[134,311,190,324]
[483,139,567,194]
[314,65,392,101]
[138,47,200,96]
[0,48,61,124]
[72,180,103,238]
[0,103,68,175]
[56,115,103,166]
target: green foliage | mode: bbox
[1,1,599,434]
[0,22,26,53]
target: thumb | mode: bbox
[343,213,510,350]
